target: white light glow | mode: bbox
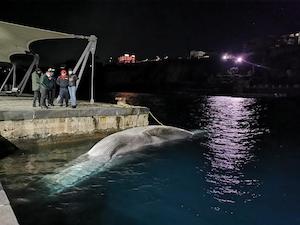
[235,56,243,63]
[222,54,229,60]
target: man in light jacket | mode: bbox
[68,69,78,108]
[31,68,41,107]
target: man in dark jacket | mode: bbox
[47,68,56,106]
[40,70,51,109]
[31,68,41,107]
[56,69,69,107]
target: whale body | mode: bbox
[44,125,197,193]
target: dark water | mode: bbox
[1,93,300,225]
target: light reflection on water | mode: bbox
[203,97,263,204]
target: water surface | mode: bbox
[1,93,300,225]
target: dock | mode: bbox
[0,96,149,148]
[0,182,19,225]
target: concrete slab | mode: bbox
[0,96,149,145]
[0,206,19,225]
[0,96,149,121]
[0,189,10,206]
[0,182,19,225]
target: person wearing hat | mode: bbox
[47,68,56,106]
[56,69,69,107]
[68,69,78,108]
[31,67,42,107]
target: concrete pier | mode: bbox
[0,182,19,225]
[0,96,149,147]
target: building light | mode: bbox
[118,53,136,64]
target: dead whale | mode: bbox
[44,125,199,193]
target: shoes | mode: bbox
[60,104,63,107]
[72,105,77,108]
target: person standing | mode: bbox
[40,70,51,109]
[56,69,69,107]
[68,69,78,108]
[47,68,56,106]
[31,68,41,107]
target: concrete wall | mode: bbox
[0,113,149,143]
[0,98,150,147]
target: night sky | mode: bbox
[0,0,299,64]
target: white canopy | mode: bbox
[0,21,74,63]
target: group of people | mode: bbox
[31,67,78,109]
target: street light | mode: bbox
[235,56,243,64]
[222,53,232,61]
[222,54,229,61]
[221,52,270,76]
[221,53,244,63]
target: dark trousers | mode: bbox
[33,90,40,106]
[59,88,69,106]
[48,88,56,105]
[40,88,49,107]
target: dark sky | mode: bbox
[0,0,299,63]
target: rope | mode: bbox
[149,111,164,126]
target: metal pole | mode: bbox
[90,35,97,104]
[90,51,95,104]
[12,64,16,88]
[73,41,92,74]
[0,66,14,92]
[76,50,90,90]
[18,55,38,89]
[19,55,39,95]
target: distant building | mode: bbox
[190,50,208,59]
[118,54,136,64]
[281,32,300,46]
[245,31,300,51]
